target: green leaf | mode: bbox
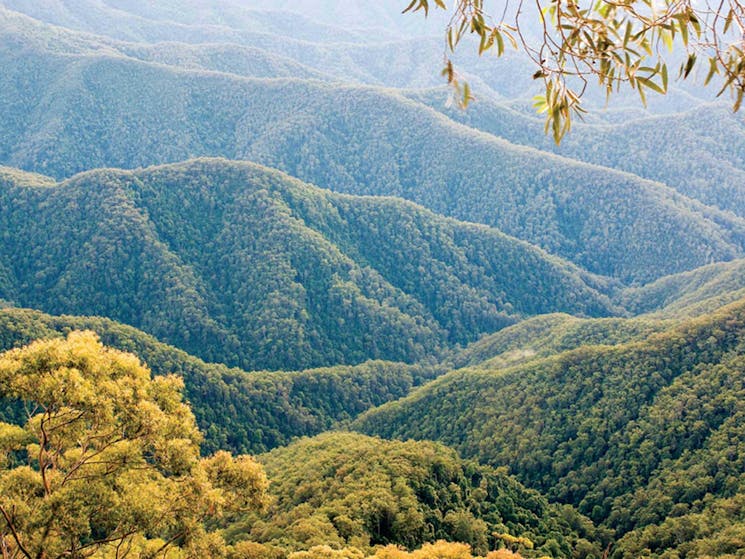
[441,60,455,82]
[660,28,674,52]
[689,12,701,36]
[402,0,420,14]
[724,8,734,33]
[637,81,647,106]
[479,31,489,53]
[623,21,632,47]
[552,113,562,144]
[496,30,505,56]
[679,19,688,47]
[504,29,518,49]
[462,82,473,106]
[533,94,548,114]
[681,53,696,79]
[637,76,664,94]
[704,57,718,85]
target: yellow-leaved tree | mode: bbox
[0,331,268,559]
[286,541,531,559]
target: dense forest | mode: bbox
[617,258,745,317]
[8,295,745,557]
[355,298,745,557]
[0,331,599,558]
[243,432,606,557]
[0,160,616,371]
[2,10,745,282]
[0,306,445,454]
[2,1,745,558]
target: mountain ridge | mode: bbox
[353,296,745,556]
[410,90,745,219]
[0,157,617,371]
[1,33,742,282]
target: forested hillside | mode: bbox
[412,91,745,219]
[6,293,745,557]
[617,258,745,317]
[237,432,607,558]
[3,1,745,557]
[446,314,677,371]
[0,159,614,371]
[0,306,447,454]
[355,297,745,557]
[0,330,602,558]
[0,22,743,282]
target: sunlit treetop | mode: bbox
[404,0,745,142]
[0,331,268,559]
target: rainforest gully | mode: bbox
[1,1,745,558]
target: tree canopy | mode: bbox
[405,0,745,141]
[0,331,268,559]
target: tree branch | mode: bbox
[0,506,31,559]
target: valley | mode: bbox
[0,1,744,558]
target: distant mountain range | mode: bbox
[3,3,745,557]
[1,9,743,283]
[412,90,745,219]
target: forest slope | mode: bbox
[0,34,743,281]
[617,258,745,317]
[355,297,745,557]
[0,159,614,371]
[238,432,607,557]
[411,91,745,219]
[447,313,678,371]
[0,305,446,454]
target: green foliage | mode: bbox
[0,22,742,282]
[0,306,444,455]
[613,494,745,558]
[0,331,600,559]
[0,159,617,372]
[287,541,531,558]
[230,432,604,558]
[355,297,745,556]
[2,6,745,558]
[0,331,268,558]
